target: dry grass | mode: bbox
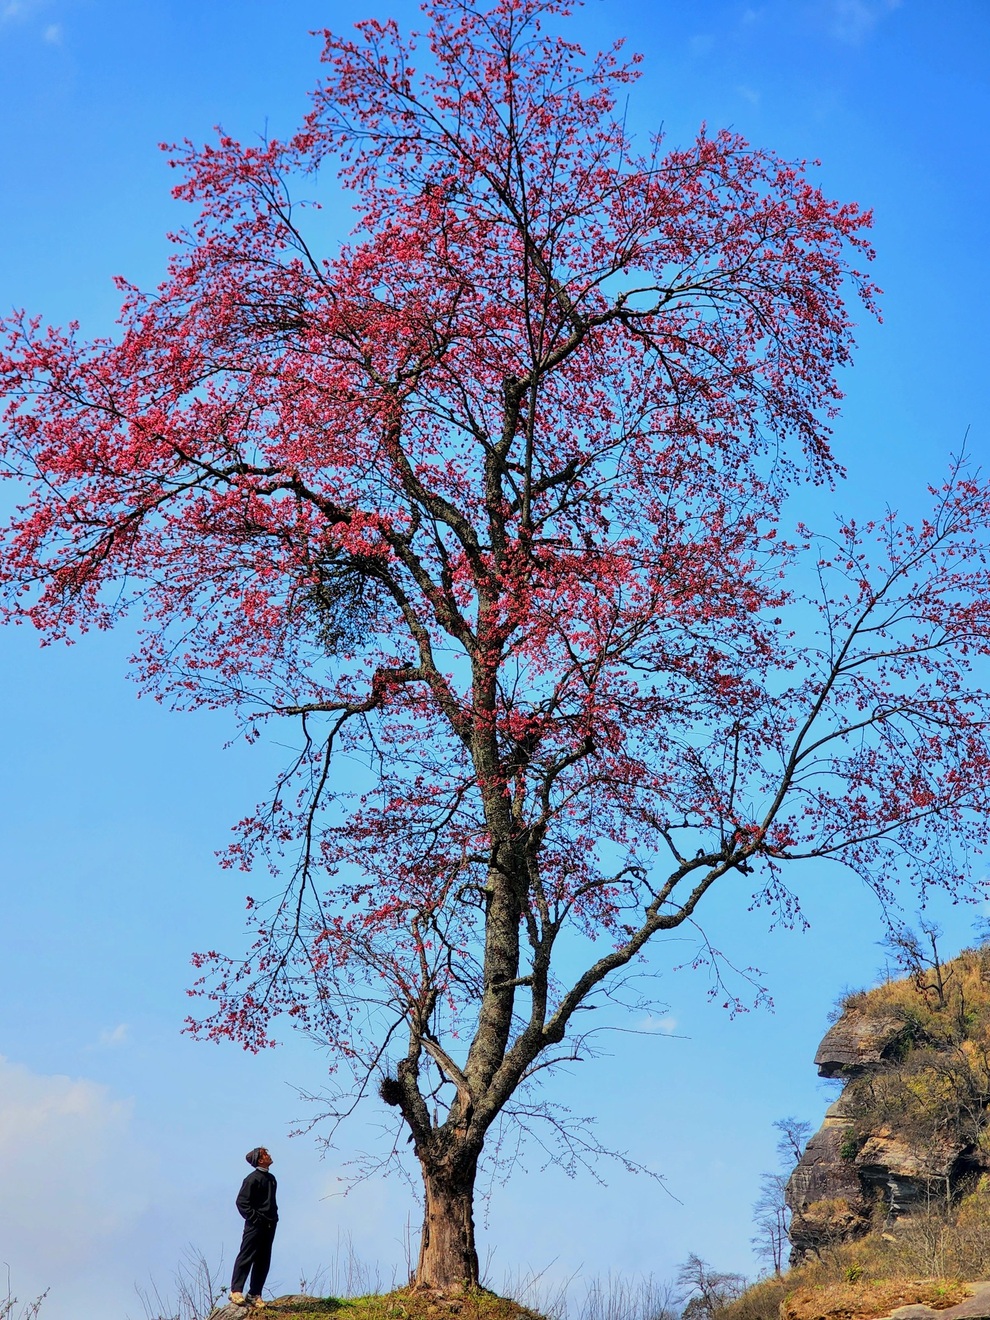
[779,1279,968,1320]
[839,946,990,1046]
[715,1274,792,1320]
[717,1226,981,1320]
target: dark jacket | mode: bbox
[236,1169,279,1227]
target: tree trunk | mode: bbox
[415,1154,480,1292]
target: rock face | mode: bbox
[785,1095,864,1243]
[813,1011,907,1078]
[785,959,990,1263]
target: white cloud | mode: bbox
[0,0,61,39]
[97,1022,129,1047]
[0,1054,370,1320]
[0,1056,154,1315]
[1,0,40,22]
[736,84,761,105]
[638,1014,679,1034]
[826,0,903,45]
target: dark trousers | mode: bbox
[231,1219,277,1296]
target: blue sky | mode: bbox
[1,2,989,1318]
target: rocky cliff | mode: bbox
[786,944,990,1260]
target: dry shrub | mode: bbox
[847,1175,990,1280]
[840,945,990,1030]
[940,1176,990,1277]
[715,1275,791,1320]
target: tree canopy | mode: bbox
[3,0,990,1290]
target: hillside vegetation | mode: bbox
[837,942,990,1163]
[721,940,990,1320]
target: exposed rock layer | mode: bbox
[786,966,990,1263]
[814,1012,907,1078]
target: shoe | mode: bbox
[229,1294,247,1306]
[247,1298,267,1310]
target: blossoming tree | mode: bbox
[3,0,990,1290]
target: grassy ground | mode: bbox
[255,1279,980,1320]
[256,1290,544,1320]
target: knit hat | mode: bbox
[245,1147,265,1167]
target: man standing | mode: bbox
[230,1146,279,1307]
